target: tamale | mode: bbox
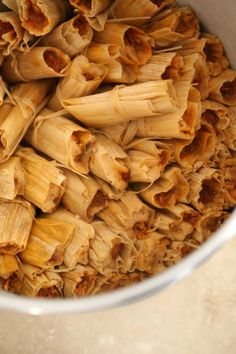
[0,156,25,200]
[16,147,66,213]
[86,42,120,63]
[0,80,52,162]
[69,0,111,17]
[47,209,95,268]
[19,218,75,269]
[2,0,18,12]
[0,76,7,106]
[109,0,176,26]
[25,108,94,175]
[2,47,71,83]
[93,176,124,201]
[62,170,106,222]
[62,264,97,297]
[163,239,198,266]
[192,55,210,100]
[100,121,138,147]
[16,0,72,36]
[21,270,63,297]
[193,211,229,243]
[104,59,139,84]
[89,221,135,274]
[40,14,93,58]
[219,158,236,208]
[187,168,225,212]
[98,192,155,239]
[0,11,24,55]
[94,22,152,65]
[98,271,147,293]
[223,106,236,151]
[63,80,178,128]
[146,7,199,48]
[0,199,34,255]
[209,69,236,106]
[48,55,108,111]
[89,134,130,191]
[0,255,23,293]
[137,166,189,209]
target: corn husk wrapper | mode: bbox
[100,121,138,148]
[16,147,66,213]
[85,42,120,63]
[48,55,108,111]
[94,22,152,65]
[47,209,95,268]
[187,168,225,212]
[137,52,184,83]
[19,218,75,269]
[223,106,236,151]
[93,176,124,201]
[64,80,178,128]
[192,55,210,100]
[137,166,189,209]
[105,59,139,84]
[0,11,24,55]
[0,199,34,255]
[0,156,25,200]
[109,0,176,26]
[0,255,23,293]
[170,121,216,172]
[62,170,106,222]
[89,221,135,275]
[0,76,7,106]
[25,108,94,175]
[209,69,236,106]
[2,47,71,83]
[40,14,93,58]
[16,0,72,36]
[193,211,229,243]
[2,0,18,12]
[20,270,63,297]
[146,7,199,48]
[154,203,199,241]
[98,271,147,293]
[62,264,97,298]
[163,239,198,266]
[98,192,155,239]
[69,0,111,17]
[137,54,201,139]
[211,142,231,166]
[135,232,169,273]
[219,158,236,208]
[0,80,52,162]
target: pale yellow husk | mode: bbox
[163,239,198,266]
[192,55,210,100]
[2,0,18,12]
[0,11,24,55]
[40,14,93,58]
[63,80,178,128]
[218,158,236,208]
[47,209,95,268]
[16,147,66,213]
[16,0,71,36]
[0,198,35,255]
[25,108,94,175]
[62,169,106,222]
[2,47,71,83]
[19,218,75,269]
[98,191,155,238]
[0,156,25,200]
[48,55,108,111]
[209,69,236,106]
[86,42,120,63]
[93,176,124,201]
[187,167,224,212]
[69,0,112,17]
[0,255,23,293]
[89,134,130,190]
[100,121,138,147]
[104,59,139,84]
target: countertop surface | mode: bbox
[0,237,236,354]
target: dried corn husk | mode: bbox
[219,158,236,208]
[135,232,169,273]
[100,121,138,147]
[2,0,18,12]
[48,55,108,111]
[146,7,199,48]
[16,0,72,36]
[0,156,25,200]
[211,142,231,166]
[89,134,129,191]
[64,80,178,128]
[62,264,97,297]
[19,218,75,269]
[2,47,71,83]
[98,192,155,239]
[16,147,66,213]
[21,270,63,297]
[0,255,23,293]
[40,14,93,58]
[94,22,152,65]
[25,108,94,175]
[192,55,210,100]
[47,209,95,268]
[187,168,224,212]
[223,106,236,151]
[209,69,236,106]
[137,166,189,209]
[170,121,216,172]
[104,59,139,84]
[0,11,24,55]
[164,239,198,266]
[69,0,111,17]
[98,271,147,293]
[62,170,106,222]
[109,0,176,26]
[93,176,124,201]
[137,52,184,83]
[89,221,135,274]
[0,198,34,255]
[85,42,120,63]
[0,80,52,162]
[0,76,7,106]
[193,211,229,243]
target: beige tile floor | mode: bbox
[0,237,236,354]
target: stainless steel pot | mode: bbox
[0,0,235,315]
